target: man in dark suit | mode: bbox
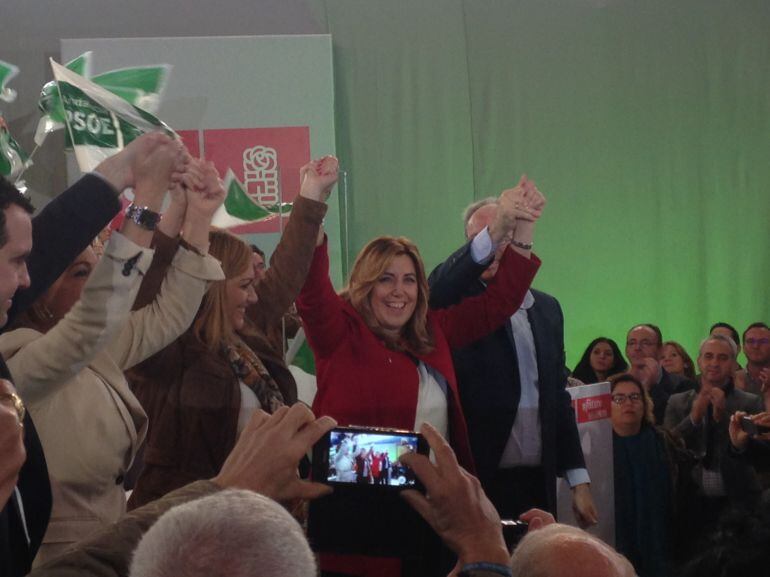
[0,133,184,576]
[429,191,597,526]
[625,323,695,425]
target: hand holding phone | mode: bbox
[312,425,429,492]
[741,415,770,437]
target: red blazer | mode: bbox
[297,239,540,472]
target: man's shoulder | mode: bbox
[731,387,763,409]
[530,288,557,304]
[667,388,696,409]
[529,289,562,317]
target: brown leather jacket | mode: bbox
[127,196,326,509]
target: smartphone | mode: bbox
[501,519,529,553]
[740,416,770,436]
[312,425,429,492]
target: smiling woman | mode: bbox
[297,181,542,577]
[128,157,336,510]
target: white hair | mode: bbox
[699,334,738,360]
[130,489,316,577]
[511,523,636,577]
[462,197,498,236]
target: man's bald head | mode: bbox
[511,523,636,577]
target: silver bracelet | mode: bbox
[510,238,533,250]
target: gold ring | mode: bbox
[0,391,25,423]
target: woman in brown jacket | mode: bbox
[128,157,337,508]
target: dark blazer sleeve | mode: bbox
[6,174,121,327]
[428,240,488,309]
[544,295,586,474]
[0,359,51,577]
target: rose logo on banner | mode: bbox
[203,126,310,234]
[243,145,279,205]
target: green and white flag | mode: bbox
[212,169,293,229]
[37,52,170,147]
[0,60,20,103]
[50,58,175,173]
[36,53,93,144]
[0,59,32,182]
[0,125,30,181]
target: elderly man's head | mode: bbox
[698,334,737,388]
[511,523,636,577]
[130,489,315,577]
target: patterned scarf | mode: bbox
[221,336,285,414]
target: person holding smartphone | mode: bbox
[728,410,770,471]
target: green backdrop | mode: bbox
[316,0,770,367]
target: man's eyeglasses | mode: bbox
[611,393,643,405]
[745,338,770,346]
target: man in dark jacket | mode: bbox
[429,191,597,527]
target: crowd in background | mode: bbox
[0,131,768,577]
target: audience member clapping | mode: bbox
[571,337,628,384]
[626,323,695,425]
[663,335,764,557]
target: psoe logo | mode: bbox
[243,145,279,205]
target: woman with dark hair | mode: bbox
[660,340,697,382]
[611,373,693,577]
[571,337,627,384]
[298,179,543,576]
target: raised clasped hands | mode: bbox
[98,131,188,197]
[490,174,546,247]
[184,159,226,219]
[498,175,546,224]
[299,155,339,203]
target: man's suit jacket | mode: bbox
[663,382,763,499]
[0,174,121,577]
[429,241,585,513]
[650,368,695,426]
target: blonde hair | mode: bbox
[341,236,434,356]
[192,228,253,350]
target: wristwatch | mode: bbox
[125,203,161,231]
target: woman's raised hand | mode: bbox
[185,159,226,219]
[299,155,339,202]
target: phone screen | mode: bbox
[320,428,425,488]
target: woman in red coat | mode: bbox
[298,176,545,577]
